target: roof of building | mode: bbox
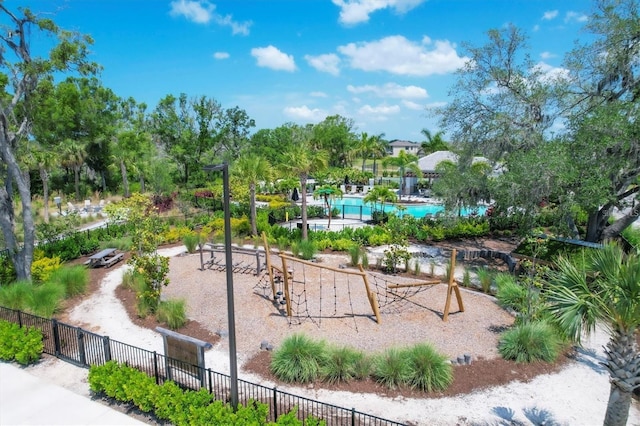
[418,150,494,173]
[389,139,419,147]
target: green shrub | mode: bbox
[270,334,327,383]
[475,267,493,293]
[0,280,32,310]
[48,265,89,297]
[404,343,453,392]
[495,273,527,312]
[321,345,365,384]
[30,256,62,283]
[347,245,361,266]
[26,281,65,317]
[293,239,317,260]
[182,233,199,254]
[121,269,146,292]
[99,236,133,251]
[372,347,411,389]
[156,299,187,329]
[498,321,563,363]
[0,320,44,365]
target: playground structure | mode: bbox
[258,233,464,325]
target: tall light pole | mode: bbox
[203,162,238,410]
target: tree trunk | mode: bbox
[585,206,612,243]
[120,160,130,198]
[40,167,49,223]
[0,136,35,281]
[139,174,146,193]
[300,175,308,240]
[249,183,257,236]
[74,165,81,201]
[324,195,332,229]
[601,203,640,241]
[602,330,638,426]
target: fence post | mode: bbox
[208,368,213,394]
[17,310,22,327]
[153,351,160,384]
[351,407,355,426]
[273,386,278,420]
[77,328,86,366]
[102,336,111,363]
[52,319,61,356]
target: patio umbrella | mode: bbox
[291,187,300,202]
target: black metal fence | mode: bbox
[0,306,405,426]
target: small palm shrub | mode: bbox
[412,259,421,275]
[372,347,411,389]
[405,343,453,392]
[270,334,327,383]
[48,265,89,297]
[321,345,365,384]
[26,281,65,317]
[0,320,44,365]
[498,321,563,363]
[0,280,32,310]
[183,233,199,254]
[361,250,369,269]
[462,269,471,288]
[156,299,187,329]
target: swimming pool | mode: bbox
[330,196,486,219]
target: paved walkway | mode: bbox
[0,362,145,425]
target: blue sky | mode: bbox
[15,0,591,142]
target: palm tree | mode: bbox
[231,154,272,236]
[25,147,59,223]
[547,244,640,426]
[420,129,449,155]
[280,126,329,240]
[313,184,343,229]
[371,137,389,178]
[363,185,397,222]
[382,150,422,200]
[356,132,385,172]
[61,139,87,201]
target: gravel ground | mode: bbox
[162,248,515,365]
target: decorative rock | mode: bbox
[457,356,465,365]
[216,330,229,338]
[464,354,472,365]
[260,340,273,351]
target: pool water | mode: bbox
[331,196,486,219]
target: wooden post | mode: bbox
[443,249,465,321]
[261,232,276,299]
[359,265,381,324]
[280,256,292,317]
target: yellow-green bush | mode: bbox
[31,256,62,283]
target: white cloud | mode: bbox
[332,0,426,25]
[542,10,558,20]
[358,103,401,118]
[305,53,341,76]
[310,91,328,98]
[565,11,588,23]
[533,24,540,32]
[402,100,423,110]
[213,51,229,59]
[169,0,251,35]
[214,13,252,35]
[283,105,327,122]
[540,51,555,60]
[251,46,296,72]
[170,0,213,24]
[533,61,570,82]
[347,82,428,99]
[338,35,467,76]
